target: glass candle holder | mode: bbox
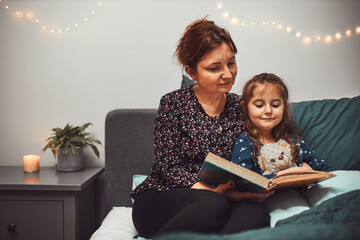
[23,155,40,173]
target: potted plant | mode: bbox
[42,122,102,171]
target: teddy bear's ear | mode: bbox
[277,141,288,149]
[258,157,267,171]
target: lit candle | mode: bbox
[23,155,40,173]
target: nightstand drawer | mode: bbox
[0,200,63,240]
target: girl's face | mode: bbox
[186,42,237,97]
[246,84,284,137]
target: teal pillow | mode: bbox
[132,174,147,189]
[180,75,196,89]
[306,170,360,206]
[292,96,360,170]
[264,190,310,227]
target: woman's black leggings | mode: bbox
[132,188,270,238]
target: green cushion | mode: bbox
[292,96,360,170]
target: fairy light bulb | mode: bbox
[346,30,352,36]
[286,27,292,32]
[335,32,342,39]
[217,3,223,9]
[304,37,311,44]
[251,22,255,26]
[231,18,238,24]
[356,26,360,34]
[222,11,229,18]
[296,32,301,38]
[325,35,332,43]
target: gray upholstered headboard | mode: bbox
[105,109,157,213]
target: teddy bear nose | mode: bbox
[278,155,284,160]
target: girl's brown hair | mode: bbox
[242,73,300,162]
[174,17,237,72]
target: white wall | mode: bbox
[1,0,359,167]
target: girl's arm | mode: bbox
[297,139,332,172]
[276,138,332,176]
[276,162,313,176]
[231,133,256,170]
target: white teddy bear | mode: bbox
[258,139,297,175]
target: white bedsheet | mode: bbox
[90,207,138,240]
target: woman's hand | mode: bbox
[276,162,313,177]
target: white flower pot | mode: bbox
[56,146,84,172]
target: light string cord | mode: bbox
[217,2,360,44]
[0,0,103,34]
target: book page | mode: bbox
[270,171,335,191]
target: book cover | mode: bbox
[198,153,335,193]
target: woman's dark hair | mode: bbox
[174,17,237,72]
[242,73,300,162]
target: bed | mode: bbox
[91,95,360,240]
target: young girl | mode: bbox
[231,73,331,179]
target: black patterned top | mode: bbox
[130,86,245,198]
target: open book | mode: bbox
[198,153,335,192]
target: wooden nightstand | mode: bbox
[0,166,104,240]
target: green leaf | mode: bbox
[71,145,76,155]
[89,144,100,158]
[87,137,102,145]
[51,147,57,158]
[81,122,92,131]
[63,147,69,155]
[42,140,54,152]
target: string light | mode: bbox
[222,11,229,19]
[0,0,103,35]
[356,26,360,34]
[216,2,360,45]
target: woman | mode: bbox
[131,18,270,238]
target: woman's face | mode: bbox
[187,42,237,97]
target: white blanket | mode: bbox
[90,207,138,240]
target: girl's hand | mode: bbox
[276,162,313,176]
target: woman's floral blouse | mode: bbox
[131,86,244,198]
